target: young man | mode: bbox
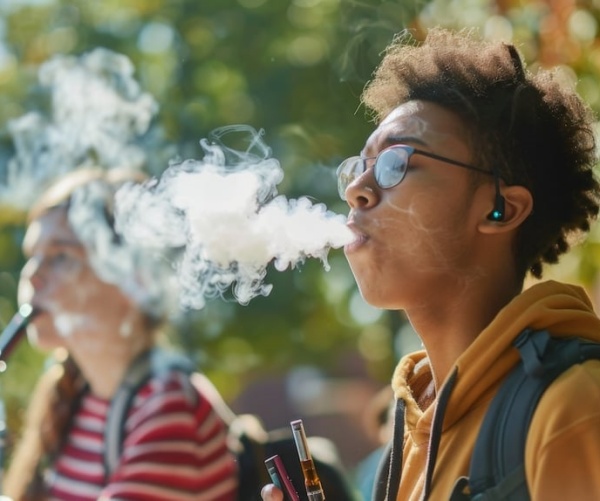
[263,27,600,500]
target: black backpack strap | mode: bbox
[464,329,600,501]
[103,349,195,481]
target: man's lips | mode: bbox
[345,221,369,251]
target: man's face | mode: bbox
[342,100,493,312]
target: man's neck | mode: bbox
[406,276,523,390]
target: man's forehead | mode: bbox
[381,101,426,124]
[365,101,469,150]
[380,112,429,137]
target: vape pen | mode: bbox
[290,419,325,501]
[264,454,300,501]
[0,304,36,367]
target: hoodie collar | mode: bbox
[387,280,600,501]
[391,280,600,431]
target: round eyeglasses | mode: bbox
[336,144,493,201]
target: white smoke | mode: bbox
[1,47,176,317]
[67,178,180,317]
[4,48,354,315]
[1,47,158,209]
[114,125,354,310]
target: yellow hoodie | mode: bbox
[387,281,600,501]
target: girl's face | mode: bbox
[343,100,493,311]
[18,207,135,352]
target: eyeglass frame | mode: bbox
[336,144,494,201]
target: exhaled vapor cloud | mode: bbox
[114,125,354,310]
[3,49,354,314]
[1,47,158,210]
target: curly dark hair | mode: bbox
[362,27,600,279]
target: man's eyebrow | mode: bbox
[361,136,429,157]
[385,135,428,147]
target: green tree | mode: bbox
[0,0,425,461]
[2,0,600,470]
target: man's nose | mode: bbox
[344,168,380,209]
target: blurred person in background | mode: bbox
[263,26,600,501]
[353,386,393,500]
[3,168,238,501]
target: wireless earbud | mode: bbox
[488,200,505,221]
[487,175,505,221]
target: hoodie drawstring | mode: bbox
[422,368,458,500]
[373,367,458,501]
[373,399,405,501]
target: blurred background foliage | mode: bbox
[2,0,600,470]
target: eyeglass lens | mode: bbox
[337,146,410,200]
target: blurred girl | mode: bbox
[3,168,238,501]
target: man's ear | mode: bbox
[478,185,533,234]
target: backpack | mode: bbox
[448,328,600,500]
[373,328,600,501]
[103,349,359,501]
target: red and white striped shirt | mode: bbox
[47,371,238,501]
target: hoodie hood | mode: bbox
[392,280,600,432]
